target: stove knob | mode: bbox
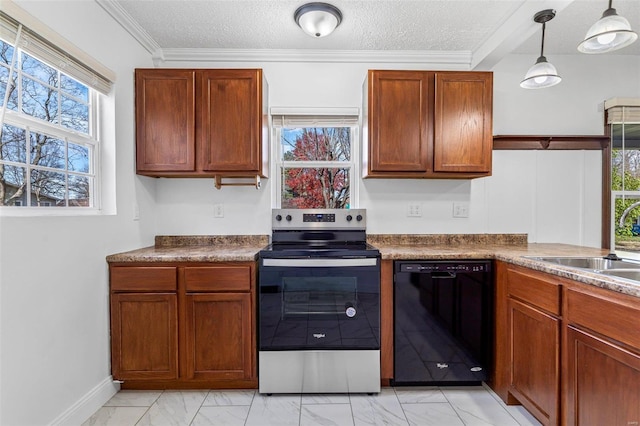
[286,215,292,221]
[275,214,282,221]
[346,215,353,221]
[356,214,363,221]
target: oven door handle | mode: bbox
[262,258,378,267]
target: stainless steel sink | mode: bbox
[527,256,640,270]
[597,269,640,281]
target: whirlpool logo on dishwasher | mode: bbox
[313,333,326,339]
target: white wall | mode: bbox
[0,1,155,424]
[1,3,639,424]
[155,54,639,247]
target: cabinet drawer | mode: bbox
[185,266,251,292]
[507,268,561,316]
[111,267,177,292]
[566,287,640,350]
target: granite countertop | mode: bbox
[106,233,640,298]
[369,234,639,298]
[106,235,269,263]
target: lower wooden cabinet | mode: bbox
[184,293,253,380]
[565,326,640,426]
[111,293,178,380]
[494,261,640,426]
[499,265,561,426]
[109,262,256,389]
[508,299,560,425]
[565,286,640,426]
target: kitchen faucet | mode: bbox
[618,200,640,228]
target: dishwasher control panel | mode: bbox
[398,262,490,273]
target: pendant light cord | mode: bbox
[540,22,546,57]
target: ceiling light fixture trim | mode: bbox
[294,2,343,38]
[520,9,561,90]
[577,0,638,54]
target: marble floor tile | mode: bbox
[394,387,447,404]
[202,389,256,406]
[103,389,162,407]
[350,388,408,426]
[136,390,208,426]
[245,393,302,426]
[442,387,520,426]
[81,406,148,426]
[190,406,250,426]
[300,403,355,426]
[402,402,465,426]
[301,393,351,404]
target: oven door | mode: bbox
[258,257,380,351]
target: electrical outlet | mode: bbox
[213,204,224,218]
[407,203,422,217]
[453,202,469,218]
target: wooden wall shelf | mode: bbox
[493,135,609,150]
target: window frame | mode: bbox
[0,18,105,214]
[270,112,360,209]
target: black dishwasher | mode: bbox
[393,260,493,386]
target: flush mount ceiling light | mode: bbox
[294,2,342,38]
[520,9,562,90]
[578,0,638,54]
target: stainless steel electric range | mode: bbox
[258,208,381,394]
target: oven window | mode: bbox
[282,277,357,316]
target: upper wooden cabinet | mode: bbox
[135,68,267,178]
[364,70,492,178]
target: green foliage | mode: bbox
[613,170,640,237]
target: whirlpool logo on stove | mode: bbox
[313,333,326,339]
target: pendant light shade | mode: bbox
[578,1,638,54]
[294,3,342,38]
[520,10,562,89]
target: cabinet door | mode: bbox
[135,69,195,173]
[368,70,432,174]
[508,298,560,426]
[198,69,262,174]
[434,72,492,173]
[111,293,178,380]
[184,293,254,380]
[566,326,640,426]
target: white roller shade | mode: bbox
[605,98,640,124]
[270,107,359,128]
[0,11,114,94]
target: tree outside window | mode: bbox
[278,125,353,209]
[0,38,94,208]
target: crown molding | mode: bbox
[95,0,161,56]
[157,48,473,68]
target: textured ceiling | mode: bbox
[102,0,640,66]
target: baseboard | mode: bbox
[49,376,120,426]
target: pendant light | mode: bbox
[578,0,638,54]
[520,9,561,89]
[294,3,342,38]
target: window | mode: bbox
[607,100,640,254]
[0,11,112,209]
[272,113,359,209]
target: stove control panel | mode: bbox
[272,208,367,230]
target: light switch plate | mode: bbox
[453,202,469,218]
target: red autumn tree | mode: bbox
[284,127,350,208]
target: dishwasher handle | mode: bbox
[430,271,457,279]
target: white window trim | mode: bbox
[270,109,360,209]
